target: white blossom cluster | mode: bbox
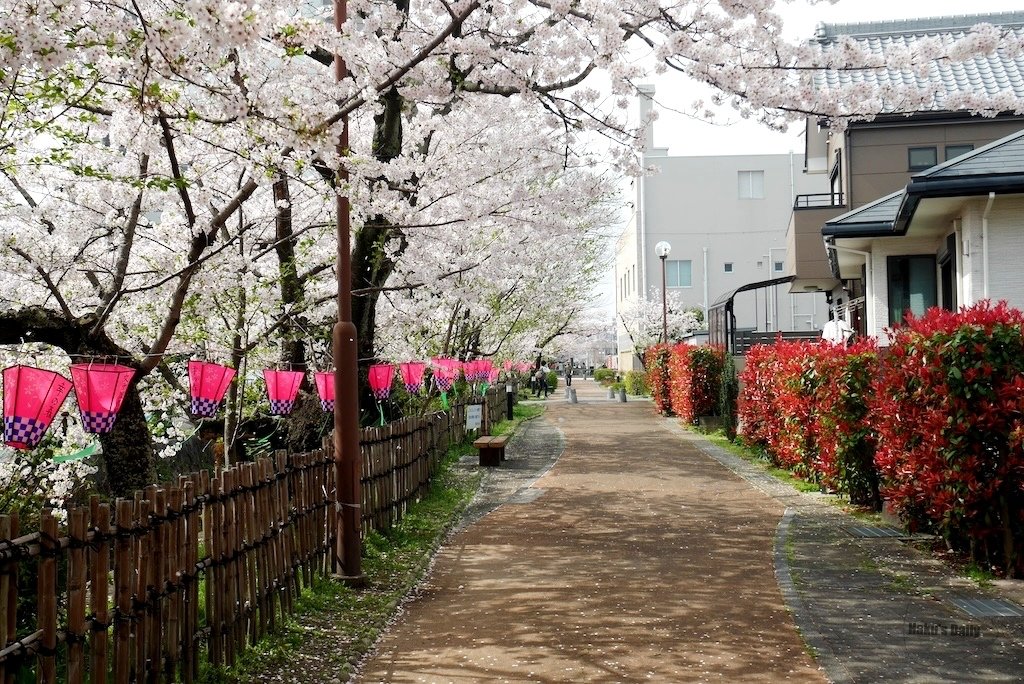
[3,0,1024,502]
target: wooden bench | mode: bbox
[473,435,509,467]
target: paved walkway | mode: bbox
[355,379,1024,683]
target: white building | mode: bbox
[615,87,829,369]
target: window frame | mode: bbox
[724,262,734,273]
[886,254,937,326]
[908,146,938,171]
[944,144,974,162]
[737,170,765,200]
[666,259,693,288]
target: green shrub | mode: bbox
[718,353,739,441]
[593,368,616,384]
[546,371,558,391]
[624,370,648,396]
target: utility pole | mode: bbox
[332,0,363,583]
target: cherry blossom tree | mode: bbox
[618,289,702,363]
[3,0,1024,497]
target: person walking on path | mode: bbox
[355,386,824,682]
[532,368,546,398]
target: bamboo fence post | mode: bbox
[207,474,222,668]
[67,507,88,684]
[132,491,147,680]
[90,500,111,681]
[258,459,278,635]
[37,509,57,684]
[114,499,133,683]
[272,451,292,617]
[0,515,11,684]
[147,486,164,683]
[166,486,184,681]
[222,468,237,667]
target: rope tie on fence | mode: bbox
[37,530,61,558]
[87,615,112,632]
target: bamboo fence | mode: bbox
[0,390,503,682]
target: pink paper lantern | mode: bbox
[314,371,335,412]
[486,369,500,384]
[263,369,304,415]
[2,365,73,449]
[502,360,514,372]
[431,358,460,392]
[399,362,427,394]
[69,363,135,434]
[368,364,395,400]
[188,360,236,418]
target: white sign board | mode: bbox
[466,405,482,430]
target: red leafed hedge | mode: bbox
[669,345,725,423]
[868,302,1024,575]
[738,343,781,451]
[644,345,673,415]
[811,340,880,507]
[739,339,880,503]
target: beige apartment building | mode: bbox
[615,87,829,370]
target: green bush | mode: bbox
[593,368,616,384]
[624,370,648,396]
[718,353,739,441]
[546,371,558,391]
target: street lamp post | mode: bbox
[655,241,672,344]
[332,0,364,583]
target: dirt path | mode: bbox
[355,382,825,682]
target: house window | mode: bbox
[738,170,765,199]
[773,261,784,273]
[829,150,843,205]
[939,233,957,311]
[666,260,692,288]
[945,144,974,161]
[908,146,937,171]
[724,262,733,273]
[887,255,937,325]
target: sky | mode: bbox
[645,0,1024,157]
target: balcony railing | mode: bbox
[794,193,845,209]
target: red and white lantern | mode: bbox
[368,364,395,400]
[263,369,304,415]
[399,362,427,394]
[314,371,335,412]
[187,360,236,418]
[431,358,461,392]
[69,363,135,434]
[2,365,73,449]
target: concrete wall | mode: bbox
[637,152,828,332]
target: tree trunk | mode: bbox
[97,383,156,496]
[349,85,407,424]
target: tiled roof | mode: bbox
[825,191,903,228]
[917,128,1024,178]
[812,12,1024,113]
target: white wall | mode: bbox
[984,196,1024,309]
[639,152,828,331]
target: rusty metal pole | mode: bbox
[333,0,364,582]
[660,255,668,344]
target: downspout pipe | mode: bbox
[982,192,995,300]
[829,244,874,338]
[702,247,709,323]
